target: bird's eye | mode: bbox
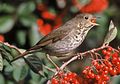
[84,16,88,20]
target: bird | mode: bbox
[11,13,99,62]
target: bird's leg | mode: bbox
[46,54,60,70]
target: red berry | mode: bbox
[104,61,112,67]
[101,81,107,84]
[116,66,120,74]
[71,79,79,84]
[95,75,101,80]
[61,80,68,84]
[67,72,77,80]
[118,57,120,62]
[106,51,111,56]
[82,70,88,74]
[90,73,95,78]
[109,66,113,71]
[72,73,77,77]
[116,62,120,66]
[95,64,103,70]
[104,55,110,60]
[110,68,117,76]
[85,66,90,70]
[86,75,90,79]
[104,66,109,71]
[107,47,113,51]
[92,60,98,65]
[103,70,108,74]
[64,75,69,81]
[51,78,59,84]
[67,72,73,78]
[112,52,118,58]
[102,74,109,81]
[112,57,118,62]
[102,50,107,55]
[88,71,95,78]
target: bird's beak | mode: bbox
[90,18,99,26]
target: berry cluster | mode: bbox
[82,47,120,84]
[37,3,62,36]
[51,72,79,84]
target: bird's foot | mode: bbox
[77,53,83,59]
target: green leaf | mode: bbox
[0,16,15,33]
[6,81,14,84]
[16,30,26,46]
[20,14,36,27]
[30,70,47,84]
[4,60,13,72]
[24,55,43,75]
[11,48,21,58]
[3,44,11,52]
[0,42,21,61]
[103,20,117,45]
[29,24,42,46]
[70,6,79,13]
[1,49,13,61]
[17,1,35,15]
[0,3,15,13]
[111,75,120,84]
[80,0,90,5]
[0,74,5,84]
[13,65,28,81]
[30,70,41,82]
[0,54,3,71]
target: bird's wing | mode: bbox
[29,22,75,50]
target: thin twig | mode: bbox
[59,45,109,70]
[60,55,78,70]
[46,54,60,70]
[43,65,56,73]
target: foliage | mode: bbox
[0,0,120,84]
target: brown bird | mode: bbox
[11,13,98,62]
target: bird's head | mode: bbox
[75,13,99,29]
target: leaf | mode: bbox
[20,14,36,27]
[30,70,41,82]
[0,3,15,13]
[4,60,13,72]
[0,53,3,71]
[103,20,117,45]
[11,48,21,58]
[0,42,22,61]
[80,0,90,5]
[16,30,26,46]
[13,65,28,81]
[0,16,15,33]
[24,55,44,76]
[17,1,35,15]
[0,74,5,84]
[0,49,13,61]
[111,75,120,84]
[29,24,41,46]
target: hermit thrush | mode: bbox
[11,13,98,62]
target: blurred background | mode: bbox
[0,0,120,84]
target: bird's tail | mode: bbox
[10,51,31,63]
[11,47,43,63]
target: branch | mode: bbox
[59,45,110,70]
